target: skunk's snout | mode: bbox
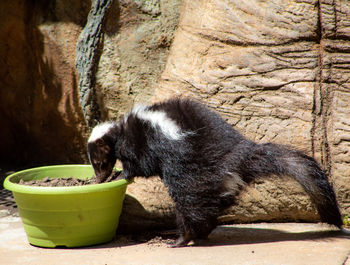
[94,166,114,183]
[95,173,107,183]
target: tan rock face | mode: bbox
[152,0,350,223]
[1,0,349,231]
[118,177,176,233]
[96,0,182,120]
[0,0,89,166]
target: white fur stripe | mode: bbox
[129,105,187,140]
[88,122,115,142]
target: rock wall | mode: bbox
[0,0,180,167]
[96,0,181,120]
[153,0,350,221]
[1,0,349,231]
[0,0,90,167]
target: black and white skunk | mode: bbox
[87,98,343,247]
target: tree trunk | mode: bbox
[75,0,114,127]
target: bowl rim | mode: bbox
[3,164,130,195]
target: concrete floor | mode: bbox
[1,211,350,265]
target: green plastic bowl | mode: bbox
[3,165,129,248]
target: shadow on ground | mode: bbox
[83,223,347,250]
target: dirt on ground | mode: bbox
[18,171,123,187]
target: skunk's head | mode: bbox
[87,122,118,183]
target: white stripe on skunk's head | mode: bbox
[88,121,116,143]
[127,105,187,141]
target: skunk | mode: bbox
[87,98,343,247]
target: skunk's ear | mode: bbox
[96,138,105,147]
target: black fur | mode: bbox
[87,98,343,247]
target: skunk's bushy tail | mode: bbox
[242,142,342,228]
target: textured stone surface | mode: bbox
[118,177,176,232]
[96,0,181,120]
[151,0,350,225]
[319,0,350,213]
[1,0,349,231]
[0,0,89,166]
